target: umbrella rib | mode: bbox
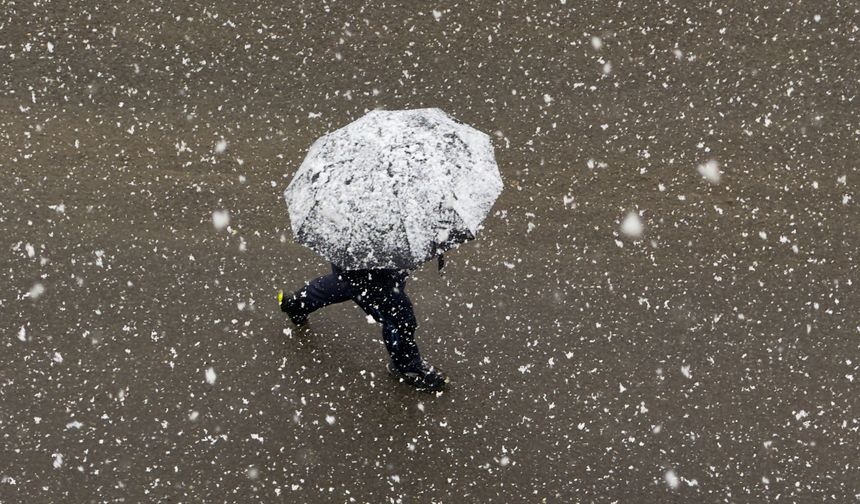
[392,166,417,269]
[288,158,339,241]
[387,209,412,269]
[286,187,313,237]
[293,196,320,243]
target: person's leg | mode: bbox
[349,271,422,370]
[282,265,354,323]
[351,271,447,390]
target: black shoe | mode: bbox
[278,290,308,326]
[387,360,449,392]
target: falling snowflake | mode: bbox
[28,283,45,300]
[212,210,230,231]
[665,469,679,489]
[697,160,721,184]
[621,212,644,239]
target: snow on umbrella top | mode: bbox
[285,108,502,270]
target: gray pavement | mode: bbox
[1,1,858,502]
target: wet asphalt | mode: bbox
[1,1,858,502]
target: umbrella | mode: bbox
[284,108,502,270]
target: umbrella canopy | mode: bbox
[285,108,502,270]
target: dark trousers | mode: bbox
[289,264,422,370]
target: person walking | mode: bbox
[279,263,447,391]
[280,108,502,393]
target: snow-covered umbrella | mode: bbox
[284,108,502,270]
